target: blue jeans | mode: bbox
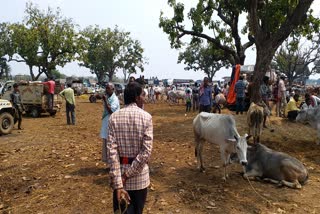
[66,102,76,125]
[236,97,244,114]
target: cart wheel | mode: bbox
[30,107,40,118]
[0,112,14,135]
[89,95,97,103]
[50,110,57,116]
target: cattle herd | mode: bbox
[140,83,317,189]
[192,109,310,189]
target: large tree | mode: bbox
[273,34,320,86]
[120,39,146,82]
[3,3,78,80]
[160,0,318,102]
[78,26,145,83]
[178,42,230,81]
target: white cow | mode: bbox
[193,112,250,180]
[167,90,185,104]
[154,86,166,100]
[296,106,320,145]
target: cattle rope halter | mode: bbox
[245,176,272,206]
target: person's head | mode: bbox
[293,94,299,102]
[105,82,114,96]
[280,75,286,81]
[13,83,19,91]
[67,82,72,88]
[203,77,209,86]
[124,82,145,108]
[263,76,269,84]
[239,75,244,80]
[305,93,310,99]
[129,76,135,83]
[306,97,312,106]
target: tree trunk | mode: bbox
[251,45,276,103]
[29,65,35,80]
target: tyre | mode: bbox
[29,107,40,118]
[89,95,97,103]
[50,110,57,116]
[0,112,14,135]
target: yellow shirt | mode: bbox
[286,97,299,115]
[59,88,75,105]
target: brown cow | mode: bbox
[247,102,264,144]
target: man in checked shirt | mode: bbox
[107,82,153,214]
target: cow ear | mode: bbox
[246,134,252,140]
[227,139,237,144]
[234,135,239,141]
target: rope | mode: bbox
[245,176,271,205]
[115,195,128,214]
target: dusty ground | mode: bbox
[0,96,320,214]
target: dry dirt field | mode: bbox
[1,97,320,214]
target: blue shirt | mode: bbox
[235,80,246,98]
[199,86,212,106]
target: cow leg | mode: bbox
[280,180,302,189]
[316,123,320,145]
[220,149,229,181]
[263,178,282,187]
[195,138,205,172]
[199,140,205,172]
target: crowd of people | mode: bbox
[8,73,320,214]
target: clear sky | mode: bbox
[1,0,320,81]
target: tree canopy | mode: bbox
[178,42,230,81]
[272,34,320,86]
[160,0,318,102]
[0,3,78,80]
[78,26,146,83]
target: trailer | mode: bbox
[1,81,62,118]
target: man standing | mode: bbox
[59,83,76,125]
[100,83,120,166]
[199,77,212,113]
[234,75,246,114]
[192,83,200,112]
[277,75,287,117]
[10,83,24,130]
[44,77,56,112]
[107,82,153,214]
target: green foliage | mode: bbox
[78,26,145,83]
[0,23,13,58]
[51,69,66,79]
[159,0,255,66]
[273,34,320,86]
[178,42,230,81]
[2,3,78,80]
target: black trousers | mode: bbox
[199,104,211,113]
[113,188,148,214]
[287,110,298,121]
